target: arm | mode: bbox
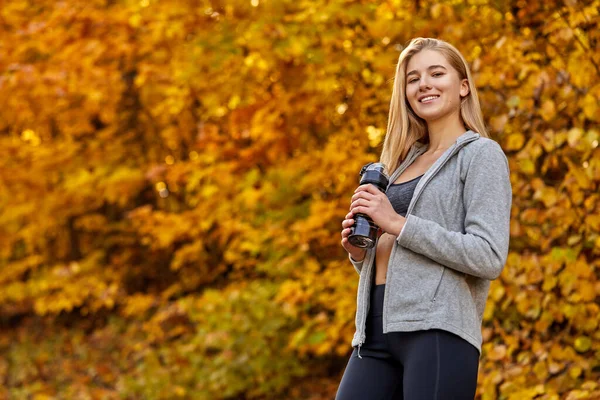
[396,141,512,280]
[349,248,370,275]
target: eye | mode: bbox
[408,77,419,83]
[432,72,444,77]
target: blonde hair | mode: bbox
[380,37,489,174]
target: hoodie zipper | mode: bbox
[356,244,375,359]
[405,135,479,218]
[355,143,425,359]
[382,135,480,333]
[357,341,363,358]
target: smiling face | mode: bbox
[405,49,470,124]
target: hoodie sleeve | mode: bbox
[396,141,512,280]
[348,245,374,275]
[349,253,364,275]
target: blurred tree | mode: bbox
[0,0,598,398]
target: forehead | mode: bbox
[406,49,449,72]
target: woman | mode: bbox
[336,38,512,399]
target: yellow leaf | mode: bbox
[518,158,535,175]
[540,99,556,121]
[585,214,600,230]
[533,360,548,380]
[569,366,583,379]
[534,186,558,207]
[542,275,558,291]
[506,133,525,151]
[490,283,505,302]
[201,184,219,198]
[565,158,592,189]
[366,125,385,148]
[568,128,583,147]
[574,336,592,352]
[129,13,142,27]
[582,93,599,121]
[490,114,508,132]
[175,386,186,396]
[430,3,443,18]
[488,344,507,361]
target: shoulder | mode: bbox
[462,137,509,169]
[458,137,510,185]
[463,136,505,154]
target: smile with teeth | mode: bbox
[420,95,439,103]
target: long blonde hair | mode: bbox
[380,38,489,174]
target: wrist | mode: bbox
[350,251,366,262]
[389,215,405,237]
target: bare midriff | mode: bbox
[374,150,444,285]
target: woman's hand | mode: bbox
[341,212,367,261]
[349,184,405,236]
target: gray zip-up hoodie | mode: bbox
[348,130,512,357]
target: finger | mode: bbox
[353,184,369,194]
[354,183,380,194]
[351,205,367,215]
[351,191,375,203]
[363,183,382,195]
[350,198,371,210]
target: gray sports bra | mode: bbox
[372,174,423,279]
[386,174,424,217]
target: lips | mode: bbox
[419,95,440,103]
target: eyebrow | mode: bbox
[406,65,447,76]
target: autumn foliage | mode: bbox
[0,0,599,399]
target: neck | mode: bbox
[425,112,467,153]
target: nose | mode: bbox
[418,77,432,91]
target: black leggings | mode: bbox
[335,284,480,400]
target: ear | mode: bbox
[460,78,470,98]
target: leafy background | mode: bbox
[0,0,599,399]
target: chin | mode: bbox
[416,106,455,123]
[416,111,445,122]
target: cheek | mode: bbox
[440,79,461,96]
[405,88,418,108]
[407,98,419,113]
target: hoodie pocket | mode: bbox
[386,251,446,322]
[431,267,446,302]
